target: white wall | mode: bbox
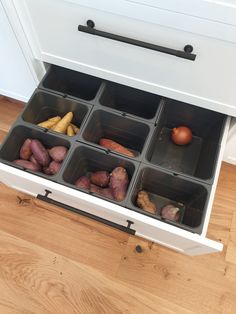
[0,1,36,102]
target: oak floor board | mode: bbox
[0,184,128,277]
[0,229,195,314]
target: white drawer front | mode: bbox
[0,160,223,256]
[16,0,236,116]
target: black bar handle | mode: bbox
[37,191,136,235]
[78,20,196,61]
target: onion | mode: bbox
[171,126,192,145]
[161,204,180,222]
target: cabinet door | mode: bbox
[0,1,36,101]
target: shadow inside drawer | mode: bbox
[99,82,161,120]
[41,65,102,101]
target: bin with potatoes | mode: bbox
[22,90,91,137]
[0,125,70,179]
[81,108,152,160]
[62,144,138,205]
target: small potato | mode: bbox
[75,176,90,190]
[31,139,50,167]
[29,155,41,167]
[44,161,61,175]
[48,146,68,162]
[90,184,114,200]
[90,184,101,194]
[67,125,75,136]
[100,188,114,200]
[37,116,61,129]
[52,112,73,134]
[13,159,40,171]
[70,123,80,134]
[109,167,129,201]
[90,171,110,187]
[20,138,32,160]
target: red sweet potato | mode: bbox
[90,171,110,187]
[99,138,135,157]
[31,139,50,167]
[109,167,129,201]
[75,176,91,190]
[20,138,32,160]
[90,184,114,200]
[48,146,68,162]
[43,161,61,175]
[13,159,40,171]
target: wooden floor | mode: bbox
[0,96,236,314]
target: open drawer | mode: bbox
[0,65,230,256]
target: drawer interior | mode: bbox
[99,82,161,121]
[128,166,209,233]
[22,90,90,135]
[0,64,227,234]
[40,65,102,101]
[81,109,151,159]
[146,99,226,183]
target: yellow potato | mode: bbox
[70,123,80,134]
[37,116,61,129]
[67,125,75,136]
[52,112,73,134]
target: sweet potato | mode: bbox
[90,184,114,200]
[75,176,91,190]
[67,125,75,136]
[31,139,50,166]
[99,138,135,157]
[20,138,32,160]
[70,123,80,134]
[52,112,73,134]
[90,171,110,187]
[109,167,129,201]
[37,116,61,129]
[13,159,40,171]
[44,161,61,175]
[136,191,157,214]
[48,146,68,162]
[30,155,41,167]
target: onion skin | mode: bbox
[171,126,192,145]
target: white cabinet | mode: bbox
[0,1,36,101]
[224,119,236,165]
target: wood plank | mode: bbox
[116,237,236,314]
[0,183,128,277]
[0,97,24,132]
[0,229,195,314]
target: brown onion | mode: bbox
[171,126,192,145]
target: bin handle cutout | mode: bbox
[78,20,196,61]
